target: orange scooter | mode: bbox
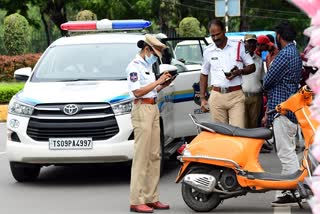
[176,86,319,212]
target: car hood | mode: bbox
[16,81,130,105]
[185,64,202,71]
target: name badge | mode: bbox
[211,57,218,60]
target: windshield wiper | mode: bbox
[56,79,100,82]
[185,61,201,65]
[55,77,127,82]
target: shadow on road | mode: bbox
[36,162,132,186]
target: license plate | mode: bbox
[49,138,93,150]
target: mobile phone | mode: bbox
[224,72,232,77]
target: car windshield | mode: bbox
[31,43,139,82]
[175,43,205,65]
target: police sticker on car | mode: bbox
[49,138,93,150]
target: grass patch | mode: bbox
[0,82,25,104]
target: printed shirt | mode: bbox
[201,39,254,88]
[263,43,302,125]
[242,53,264,93]
[126,55,157,99]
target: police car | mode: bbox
[6,19,210,182]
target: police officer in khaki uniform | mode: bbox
[127,34,171,213]
[200,19,255,128]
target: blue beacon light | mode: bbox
[112,20,151,30]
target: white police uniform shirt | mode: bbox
[126,55,157,99]
[201,39,254,88]
[242,53,264,93]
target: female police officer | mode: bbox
[127,34,172,213]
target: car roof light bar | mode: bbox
[60,19,151,32]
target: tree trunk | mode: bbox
[42,0,68,36]
[41,12,51,46]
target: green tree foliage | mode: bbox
[177,17,206,37]
[0,0,311,52]
[0,10,7,54]
[242,0,310,50]
[4,13,31,55]
[178,0,214,32]
[76,10,97,21]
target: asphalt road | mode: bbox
[0,123,312,214]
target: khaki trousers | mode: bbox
[208,90,245,128]
[130,103,160,205]
[244,95,262,128]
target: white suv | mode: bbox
[6,20,210,182]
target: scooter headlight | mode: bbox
[111,99,133,116]
[8,98,34,117]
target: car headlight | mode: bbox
[111,99,133,116]
[8,98,34,117]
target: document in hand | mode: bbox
[159,64,179,82]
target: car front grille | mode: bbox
[26,103,119,141]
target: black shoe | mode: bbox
[271,194,303,207]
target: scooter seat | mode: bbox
[200,122,273,140]
[246,170,303,181]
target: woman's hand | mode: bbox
[157,72,172,85]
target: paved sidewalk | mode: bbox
[0,105,8,122]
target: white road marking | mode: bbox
[274,207,291,214]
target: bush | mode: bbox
[0,82,25,104]
[0,53,41,81]
[4,13,31,56]
[76,10,97,21]
[177,17,206,37]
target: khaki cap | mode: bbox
[144,34,167,58]
[244,34,257,41]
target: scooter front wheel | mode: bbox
[181,169,222,212]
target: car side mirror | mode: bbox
[178,58,186,64]
[14,67,32,82]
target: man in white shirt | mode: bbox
[200,19,255,128]
[242,34,265,128]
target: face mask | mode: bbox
[145,53,158,65]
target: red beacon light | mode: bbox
[60,19,151,32]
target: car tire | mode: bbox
[10,162,41,182]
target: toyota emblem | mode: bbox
[63,104,79,115]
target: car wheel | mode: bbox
[10,162,41,182]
